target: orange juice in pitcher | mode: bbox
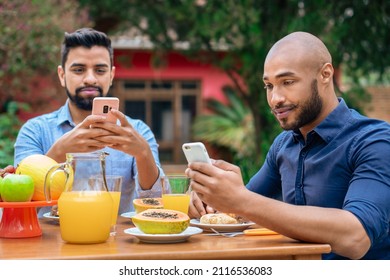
[58,191,112,244]
[45,152,114,244]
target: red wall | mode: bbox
[114,50,234,102]
[16,50,235,122]
[16,75,66,121]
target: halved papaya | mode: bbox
[133,198,163,213]
[132,209,190,234]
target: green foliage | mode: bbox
[193,87,255,157]
[192,87,257,183]
[0,0,89,106]
[0,0,89,165]
[76,0,390,176]
[0,102,30,167]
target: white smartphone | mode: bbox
[92,97,119,124]
[182,142,212,164]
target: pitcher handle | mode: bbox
[44,163,68,202]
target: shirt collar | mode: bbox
[292,98,351,144]
[56,99,76,127]
[314,98,351,143]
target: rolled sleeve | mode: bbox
[344,179,390,245]
[135,165,165,198]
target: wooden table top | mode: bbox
[0,216,331,260]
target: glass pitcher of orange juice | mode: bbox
[44,152,113,244]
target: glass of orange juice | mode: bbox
[162,175,191,214]
[89,175,122,236]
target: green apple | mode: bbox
[0,174,35,202]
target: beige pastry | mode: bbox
[200,213,238,224]
[50,205,59,217]
[225,213,247,223]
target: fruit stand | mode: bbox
[0,200,57,238]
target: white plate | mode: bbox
[190,219,255,232]
[43,212,59,221]
[124,226,203,243]
[120,211,136,219]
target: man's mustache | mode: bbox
[75,86,103,95]
[270,104,296,114]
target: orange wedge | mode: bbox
[243,228,279,236]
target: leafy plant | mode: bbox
[192,87,258,183]
[0,101,30,167]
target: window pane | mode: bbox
[113,79,200,164]
[151,81,173,90]
[125,101,146,122]
[124,81,145,89]
[180,81,198,89]
[182,95,197,119]
[159,149,173,162]
[182,95,196,143]
[152,100,172,141]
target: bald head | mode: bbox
[265,32,332,72]
[263,32,338,134]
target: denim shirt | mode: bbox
[247,98,390,259]
[14,100,165,216]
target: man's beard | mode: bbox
[66,86,104,111]
[277,79,322,131]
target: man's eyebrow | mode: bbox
[69,63,109,68]
[69,63,85,67]
[95,64,110,68]
[263,71,297,81]
[276,71,296,78]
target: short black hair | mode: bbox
[61,28,113,67]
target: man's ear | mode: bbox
[57,65,66,87]
[320,63,334,84]
[110,66,116,86]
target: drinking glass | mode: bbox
[162,175,191,214]
[89,175,122,236]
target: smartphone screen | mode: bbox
[92,97,119,123]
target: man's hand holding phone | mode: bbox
[92,97,119,124]
[182,142,215,218]
[46,113,115,162]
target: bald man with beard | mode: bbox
[186,32,390,259]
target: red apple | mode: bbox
[0,165,16,178]
[0,174,35,202]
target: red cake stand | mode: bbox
[0,200,57,238]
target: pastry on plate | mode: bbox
[50,205,59,217]
[200,213,238,224]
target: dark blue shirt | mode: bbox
[247,98,390,259]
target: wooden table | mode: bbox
[0,216,331,260]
